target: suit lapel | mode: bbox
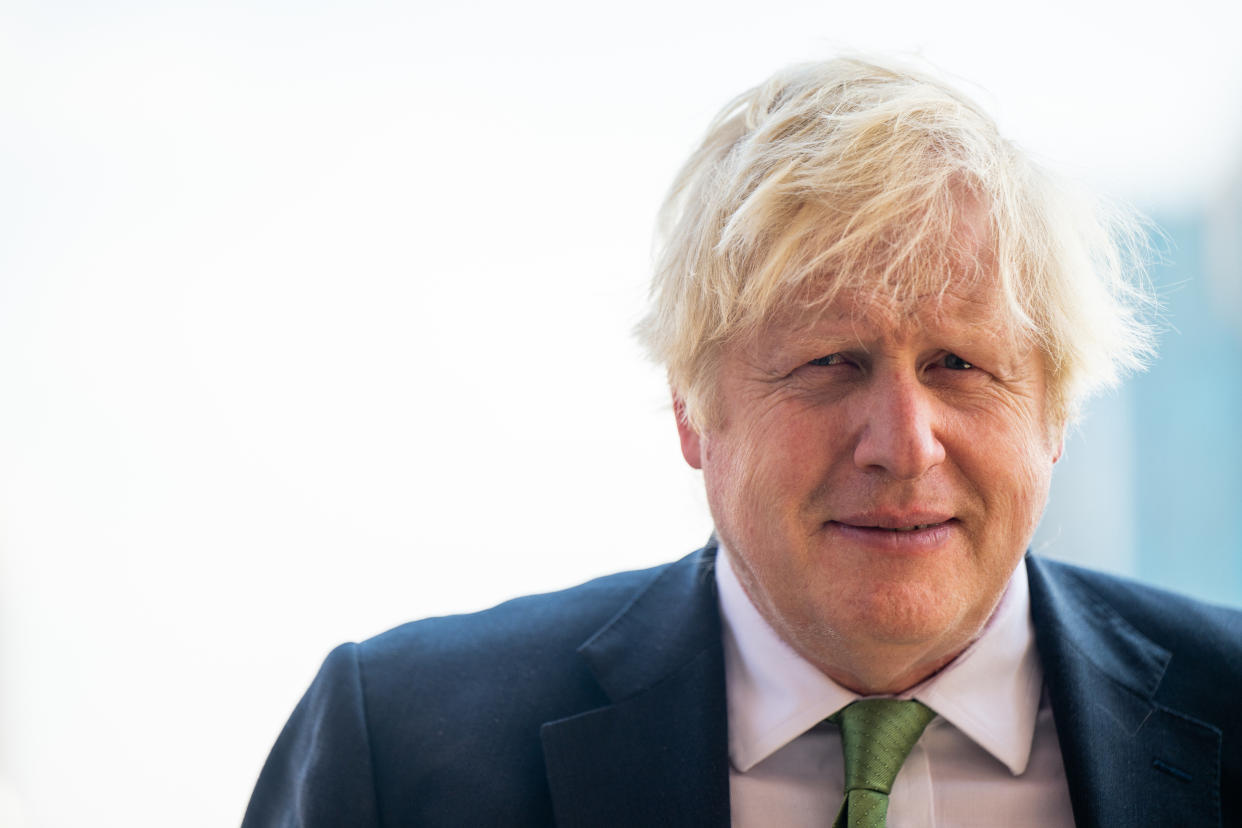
[1027,556,1222,827]
[540,546,730,828]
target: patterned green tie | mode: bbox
[829,699,937,828]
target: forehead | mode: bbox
[758,274,1022,353]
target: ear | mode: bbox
[673,392,703,470]
[1050,422,1066,464]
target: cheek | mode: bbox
[702,416,821,523]
[978,421,1057,535]
[702,432,772,521]
[944,395,1057,527]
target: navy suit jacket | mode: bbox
[244,546,1242,826]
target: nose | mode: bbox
[852,371,946,479]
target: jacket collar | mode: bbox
[540,544,730,828]
[1027,555,1222,828]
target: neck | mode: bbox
[812,644,965,696]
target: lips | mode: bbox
[825,514,958,550]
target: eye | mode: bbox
[942,353,973,370]
[807,353,846,367]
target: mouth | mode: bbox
[877,523,944,532]
[832,513,955,530]
[825,515,957,549]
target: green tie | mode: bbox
[829,699,937,828]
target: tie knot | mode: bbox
[830,699,936,795]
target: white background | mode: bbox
[2,1,1241,825]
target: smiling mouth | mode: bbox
[830,517,957,533]
[826,518,957,549]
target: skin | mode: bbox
[675,280,1064,695]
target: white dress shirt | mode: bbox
[716,544,1076,826]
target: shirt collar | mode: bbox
[716,543,1043,776]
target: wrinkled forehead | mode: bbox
[751,268,1028,355]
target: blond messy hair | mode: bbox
[636,56,1156,430]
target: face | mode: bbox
[677,280,1063,693]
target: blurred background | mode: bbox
[2,1,1240,825]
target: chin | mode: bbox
[835,581,973,649]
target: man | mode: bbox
[244,57,1242,826]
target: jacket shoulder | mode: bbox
[1032,557,1242,641]
[360,556,677,682]
[245,553,709,827]
[1030,556,1242,708]
[355,554,699,825]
